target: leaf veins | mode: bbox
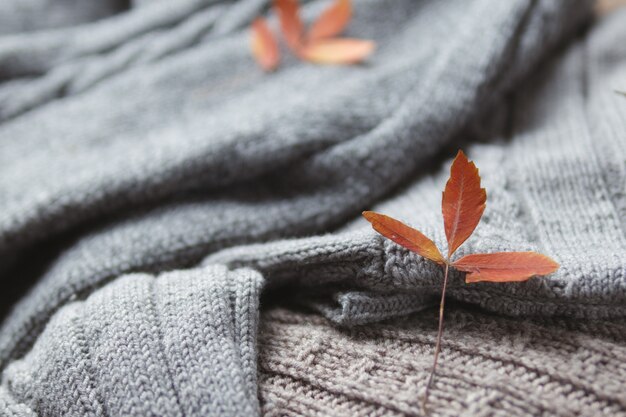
[453,252,559,283]
[442,150,486,257]
[363,211,444,264]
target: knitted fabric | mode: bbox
[208,7,626,325]
[257,304,626,416]
[0,0,128,35]
[1,266,263,416]
[0,0,625,416]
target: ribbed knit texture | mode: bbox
[1,265,263,416]
[258,304,626,416]
[0,0,624,416]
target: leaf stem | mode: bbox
[422,261,450,413]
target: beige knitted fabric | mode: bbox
[257,304,626,416]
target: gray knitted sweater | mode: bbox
[0,0,625,416]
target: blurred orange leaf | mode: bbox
[453,252,560,283]
[250,18,280,71]
[442,150,486,257]
[363,211,445,264]
[273,0,304,51]
[250,0,373,69]
[300,38,374,64]
[308,0,352,42]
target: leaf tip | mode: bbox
[442,149,486,257]
[544,256,560,273]
[362,210,379,224]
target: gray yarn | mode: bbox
[2,266,263,416]
[1,0,624,415]
[208,9,626,325]
[0,0,128,35]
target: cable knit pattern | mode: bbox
[258,305,626,416]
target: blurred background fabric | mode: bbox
[0,0,130,35]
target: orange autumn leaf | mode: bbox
[363,211,445,264]
[250,18,280,71]
[363,150,557,281]
[273,0,304,51]
[307,0,352,42]
[453,252,560,283]
[300,38,374,64]
[362,149,559,411]
[442,150,486,257]
[251,0,373,69]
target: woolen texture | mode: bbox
[2,266,263,417]
[258,304,626,416]
[0,0,625,415]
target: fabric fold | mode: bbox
[0,1,597,371]
[0,265,264,417]
[3,1,625,416]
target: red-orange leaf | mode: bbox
[307,0,352,42]
[363,211,445,264]
[442,150,486,257]
[453,252,559,283]
[300,38,374,64]
[250,18,280,71]
[273,0,304,51]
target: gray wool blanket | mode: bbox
[0,0,625,415]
